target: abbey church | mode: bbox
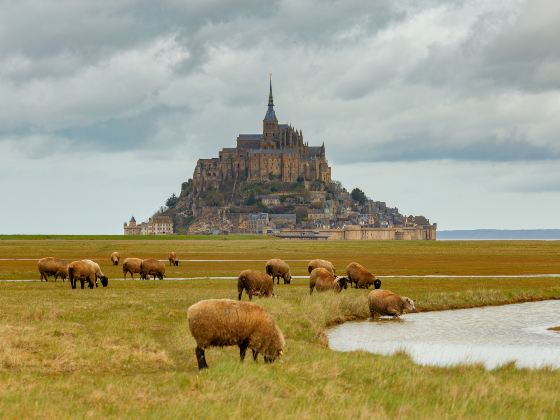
[192,80,332,193]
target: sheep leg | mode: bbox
[239,339,249,361]
[248,290,253,301]
[252,349,259,362]
[195,346,208,370]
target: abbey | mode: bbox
[192,80,332,193]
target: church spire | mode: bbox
[264,74,277,122]
[268,74,274,107]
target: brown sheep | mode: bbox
[368,289,417,319]
[110,252,120,266]
[346,262,379,289]
[168,251,179,266]
[67,260,96,289]
[37,257,68,282]
[309,267,348,294]
[140,259,165,280]
[307,259,335,275]
[122,257,143,279]
[265,258,292,284]
[81,259,109,287]
[237,269,274,300]
[187,299,285,369]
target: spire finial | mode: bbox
[268,73,274,107]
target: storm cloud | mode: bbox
[0,0,559,233]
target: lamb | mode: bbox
[81,259,109,287]
[37,257,68,282]
[140,258,165,280]
[346,262,379,289]
[309,267,348,294]
[122,257,143,279]
[307,259,335,276]
[187,299,285,369]
[67,260,96,289]
[168,251,179,266]
[265,258,292,284]
[110,252,120,266]
[238,269,274,300]
[368,289,416,319]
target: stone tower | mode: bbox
[262,76,278,147]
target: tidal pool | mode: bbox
[328,300,560,369]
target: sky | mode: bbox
[1,0,559,233]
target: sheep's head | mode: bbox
[284,274,292,284]
[373,279,382,289]
[402,297,416,313]
[175,260,179,266]
[264,348,283,363]
[100,276,109,287]
[336,276,349,289]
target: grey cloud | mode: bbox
[334,136,560,163]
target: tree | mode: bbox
[351,188,367,205]
[166,193,179,207]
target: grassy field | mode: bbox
[1,239,560,418]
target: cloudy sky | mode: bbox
[1,0,559,233]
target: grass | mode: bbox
[1,239,560,417]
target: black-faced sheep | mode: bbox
[187,299,285,369]
[110,252,120,266]
[37,257,68,282]
[309,267,348,294]
[346,262,378,289]
[307,259,335,275]
[122,257,143,279]
[140,258,165,280]
[81,259,109,287]
[265,258,292,284]
[368,289,416,319]
[238,269,274,300]
[67,260,96,289]
[168,251,179,266]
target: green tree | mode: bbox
[351,188,367,205]
[166,193,179,207]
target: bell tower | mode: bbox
[263,75,278,147]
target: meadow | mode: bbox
[1,239,560,418]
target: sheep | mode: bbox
[265,258,292,284]
[110,251,121,266]
[187,299,285,369]
[168,251,179,266]
[346,262,379,289]
[122,257,143,279]
[309,267,348,294]
[81,259,109,287]
[368,289,416,319]
[67,260,96,289]
[37,257,68,282]
[307,259,335,276]
[237,269,274,300]
[140,258,165,280]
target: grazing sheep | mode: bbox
[265,258,292,284]
[309,267,348,294]
[140,259,165,280]
[187,299,285,369]
[122,257,143,279]
[110,252,120,266]
[67,260,96,289]
[346,262,378,289]
[307,259,335,275]
[37,257,68,282]
[168,251,179,266]
[237,269,274,300]
[81,259,109,287]
[368,289,416,319]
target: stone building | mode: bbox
[192,79,332,194]
[123,215,174,235]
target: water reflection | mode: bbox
[328,300,560,369]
